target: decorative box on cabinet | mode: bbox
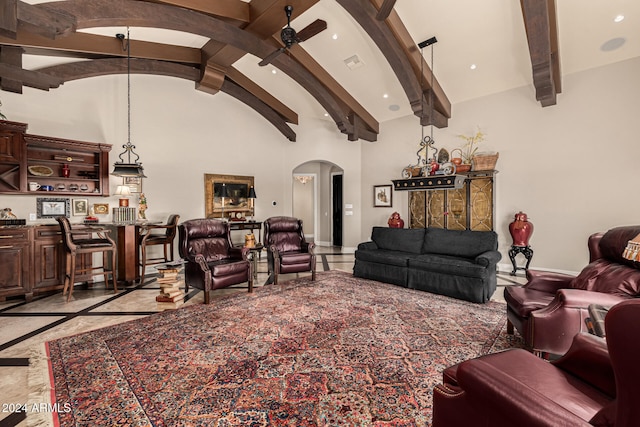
[409,170,496,231]
[0,227,32,300]
[0,120,111,196]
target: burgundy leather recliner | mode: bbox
[263,216,316,285]
[504,225,640,357]
[178,219,252,304]
[433,299,640,427]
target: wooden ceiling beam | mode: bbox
[39,58,297,141]
[369,0,451,120]
[0,45,23,93]
[2,0,77,40]
[0,62,63,91]
[0,30,201,63]
[139,0,250,23]
[226,67,298,125]
[33,0,350,137]
[520,0,561,107]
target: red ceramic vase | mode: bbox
[388,212,405,228]
[509,211,533,247]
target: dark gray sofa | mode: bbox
[353,227,501,303]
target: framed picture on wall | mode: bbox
[373,184,393,207]
[72,198,89,216]
[204,174,255,219]
[36,197,70,218]
[123,176,142,193]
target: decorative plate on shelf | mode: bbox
[28,165,54,176]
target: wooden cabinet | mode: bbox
[0,227,32,301]
[409,171,496,231]
[0,120,111,196]
[0,225,93,301]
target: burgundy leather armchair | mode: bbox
[263,216,316,285]
[504,225,640,356]
[178,219,252,304]
[433,299,640,427]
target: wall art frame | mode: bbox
[36,197,70,218]
[373,184,393,208]
[204,174,254,219]
[72,198,89,216]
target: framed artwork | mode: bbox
[123,176,142,193]
[72,199,89,216]
[204,174,254,219]
[36,197,70,218]
[373,184,393,207]
[93,203,109,215]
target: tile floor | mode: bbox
[0,246,526,427]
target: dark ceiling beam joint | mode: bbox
[520,0,560,107]
[0,45,23,93]
[375,0,396,21]
[16,0,76,39]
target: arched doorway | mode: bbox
[292,161,344,247]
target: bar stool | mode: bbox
[138,214,180,282]
[57,216,117,302]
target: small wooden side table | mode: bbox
[509,245,533,276]
[245,244,264,279]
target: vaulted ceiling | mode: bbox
[0,0,638,142]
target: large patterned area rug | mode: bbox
[38,271,522,426]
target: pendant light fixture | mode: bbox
[418,36,437,174]
[112,28,146,178]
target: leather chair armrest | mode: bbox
[552,333,615,397]
[269,244,282,262]
[357,241,378,251]
[301,241,316,253]
[453,357,592,426]
[523,269,575,293]
[433,357,592,426]
[193,254,212,273]
[475,250,502,267]
[228,245,246,260]
[538,289,626,311]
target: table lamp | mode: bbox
[115,185,132,207]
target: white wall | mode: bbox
[362,57,640,273]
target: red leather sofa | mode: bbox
[504,225,640,356]
[433,299,640,427]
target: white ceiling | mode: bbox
[21,0,640,126]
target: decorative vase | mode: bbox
[388,212,404,228]
[61,163,70,178]
[509,211,534,247]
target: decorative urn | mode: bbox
[388,212,404,228]
[509,211,534,247]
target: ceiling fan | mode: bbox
[259,5,327,67]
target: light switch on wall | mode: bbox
[345,211,353,216]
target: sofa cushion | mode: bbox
[422,228,498,258]
[371,227,426,254]
[409,254,488,278]
[355,248,412,267]
[570,259,640,297]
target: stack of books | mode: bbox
[155,266,185,310]
[112,207,137,223]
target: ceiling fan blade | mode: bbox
[259,48,285,67]
[296,19,327,42]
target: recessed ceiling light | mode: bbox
[272,69,277,74]
[470,64,477,70]
[383,93,389,99]
[389,104,400,111]
[614,14,625,23]
[332,33,338,40]
[324,113,329,117]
